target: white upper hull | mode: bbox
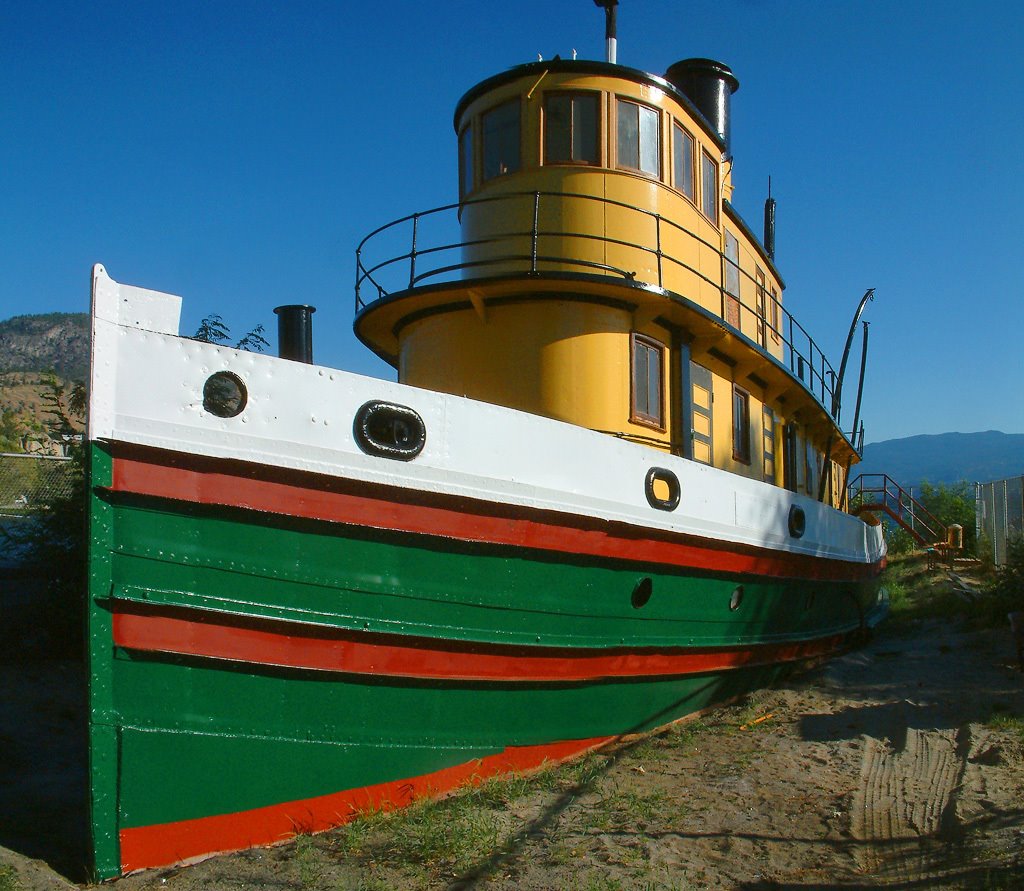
[89,264,885,568]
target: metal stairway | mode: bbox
[848,473,945,546]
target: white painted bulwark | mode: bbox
[88,268,885,567]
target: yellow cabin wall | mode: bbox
[456,69,783,362]
[357,64,857,506]
[399,302,673,450]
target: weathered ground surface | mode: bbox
[3,572,1023,890]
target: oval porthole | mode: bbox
[788,505,806,539]
[202,371,247,418]
[631,577,653,609]
[729,585,744,611]
[645,467,681,511]
[354,400,426,461]
[805,590,815,611]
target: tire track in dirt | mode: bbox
[851,724,970,882]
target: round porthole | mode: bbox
[631,577,653,609]
[788,505,806,539]
[645,467,681,511]
[729,585,744,611]
[354,400,426,460]
[202,371,247,418]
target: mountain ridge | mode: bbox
[0,312,89,380]
[857,430,1024,487]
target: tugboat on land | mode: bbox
[86,6,884,877]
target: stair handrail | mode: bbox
[848,473,947,545]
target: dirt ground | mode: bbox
[3,572,1023,890]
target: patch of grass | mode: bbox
[986,710,1024,740]
[0,864,21,891]
[555,752,606,790]
[347,792,502,873]
[568,872,626,891]
[581,787,684,834]
[293,834,328,890]
[881,553,980,626]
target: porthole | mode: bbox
[631,577,653,609]
[354,401,426,461]
[729,585,744,611]
[788,505,806,539]
[645,467,681,511]
[805,590,815,611]
[202,371,247,418]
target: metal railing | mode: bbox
[355,190,843,421]
[848,473,945,546]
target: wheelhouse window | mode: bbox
[770,285,781,343]
[481,100,521,182]
[701,149,719,224]
[631,333,665,429]
[544,92,599,165]
[459,125,474,197]
[672,122,695,201]
[732,384,751,464]
[617,98,659,177]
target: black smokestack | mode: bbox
[664,58,739,156]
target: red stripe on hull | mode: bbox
[118,735,611,873]
[112,604,846,682]
[107,448,883,582]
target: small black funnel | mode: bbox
[274,305,316,364]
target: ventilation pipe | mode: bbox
[274,305,316,364]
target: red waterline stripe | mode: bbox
[119,734,611,873]
[108,451,883,583]
[112,605,846,683]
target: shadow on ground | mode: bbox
[0,573,90,883]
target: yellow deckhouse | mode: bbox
[355,57,859,508]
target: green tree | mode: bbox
[0,376,86,657]
[192,315,269,352]
[915,480,977,554]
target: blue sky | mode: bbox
[3,0,1022,444]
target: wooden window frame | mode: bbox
[732,384,751,465]
[701,149,719,224]
[615,97,661,179]
[671,120,696,203]
[755,267,767,349]
[480,99,522,183]
[769,285,781,343]
[630,332,666,431]
[543,91,601,166]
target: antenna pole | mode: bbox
[593,0,619,64]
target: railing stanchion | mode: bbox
[531,191,540,274]
[409,213,420,288]
[355,247,362,311]
[655,214,663,287]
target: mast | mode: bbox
[593,0,618,64]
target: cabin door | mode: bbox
[690,361,713,465]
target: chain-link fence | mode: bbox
[976,476,1024,566]
[0,452,76,514]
